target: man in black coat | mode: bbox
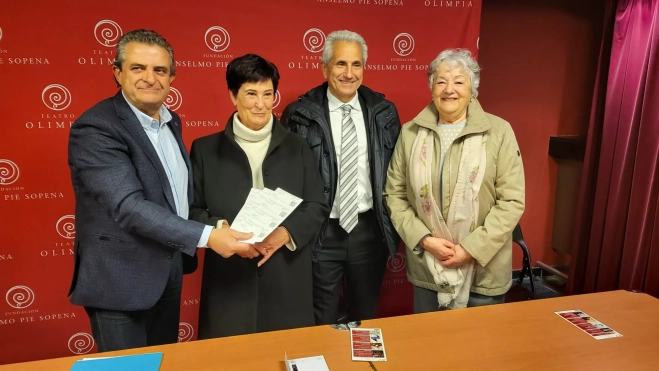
[281,30,401,324]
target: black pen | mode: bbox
[368,361,378,371]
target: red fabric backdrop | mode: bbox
[0,0,481,364]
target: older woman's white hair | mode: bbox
[427,48,481,97]
[321,30,368,65]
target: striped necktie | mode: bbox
[338,104,359,233]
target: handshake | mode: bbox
[207,221,292,267]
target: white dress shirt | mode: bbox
[327,89,373,219]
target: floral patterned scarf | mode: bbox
[409,127,487,309]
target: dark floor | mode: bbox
[505,275,562,303]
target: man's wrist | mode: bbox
[197,225,214,248]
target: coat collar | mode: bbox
[298,81,387,110]
[223,112,288,155]
[412,97,491,137]
[112,90,182,211]
[120,90,172,129]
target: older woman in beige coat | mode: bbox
[384,49,525,313]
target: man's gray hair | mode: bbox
[427,48,481,97]
[112,29,176,86]
[321,30,368,65]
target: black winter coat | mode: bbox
[189,115,329,338]
[281,82,402,260]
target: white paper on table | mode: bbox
[350,328,387,362]
[284,353,330,371]
[230,187,302,243]
[555,310,623,340]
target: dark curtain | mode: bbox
[568,0,659,296]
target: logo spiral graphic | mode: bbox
[56,215,76,239]
[41,84,72,111]
[178,322,194,342]
[386,252,406,273]
[164,87,183,111]
[94,20,123,47]
[204,26,230,52]
[303,28,325,53]
[0,159,19,185]
[273,91,281,109]
[5,285,35,309]
[68,333,95,354]
[393,33,415,57]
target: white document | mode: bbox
[231,188,302,244]
[350,328,387,362]
[285,352,330,371]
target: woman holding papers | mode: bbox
[384,49,525,312]
[189,54,329,338]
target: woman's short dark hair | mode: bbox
[226,54,280,96]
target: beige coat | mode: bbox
[384,98,525,296]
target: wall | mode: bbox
[0,0,480,365]
[478,0,605,269]
[0,0,610,364]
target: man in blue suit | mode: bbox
[67,29,253,352]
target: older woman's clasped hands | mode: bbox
[419,236,456,261]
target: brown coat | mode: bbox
[384,98,525,296]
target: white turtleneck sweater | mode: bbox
[233,113,273,190]
[231,113,296,251]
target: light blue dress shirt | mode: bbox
[122,92,212,248]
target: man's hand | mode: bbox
[221,222,259,258]
[237,245,261,259]
[253,227,291,267]
[440,244,473,268]
[420,236,456,261]
[207,227,253,258]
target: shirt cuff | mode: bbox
[197,225,214,248]
[285,240,297,251]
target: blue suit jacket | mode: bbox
[67,91,205,311]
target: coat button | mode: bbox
[324,186,329,193]
[166,252,173,259]
[264,171,269,176]
[323,151,329,157]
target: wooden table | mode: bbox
[2,290,658,370]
